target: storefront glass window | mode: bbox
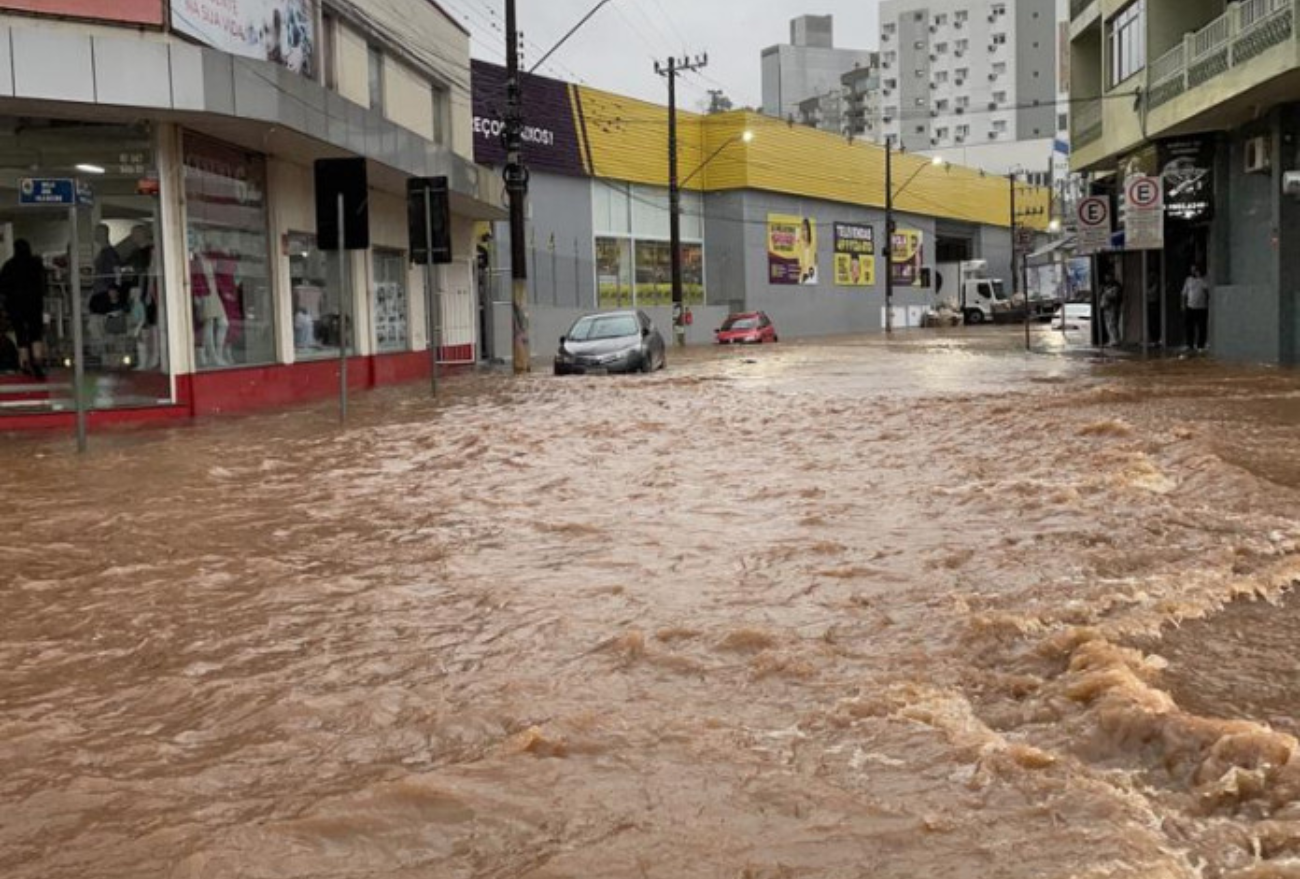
[596,237,632,308]
[0,117,170,412]
[184,135,274,370]
[289,232,350,358]
[633,240,704,306]
[373,250,408,352]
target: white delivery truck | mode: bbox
[934,260,1010,325]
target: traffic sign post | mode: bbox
[1125,175,1165,251]
[1076,196,1111,255]
[19,178,92,452]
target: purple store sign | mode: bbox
[471,60,588,177]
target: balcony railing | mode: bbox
[1149,0,1296,111]
[1073,96,1103,148]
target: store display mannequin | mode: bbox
[191,248,230,367]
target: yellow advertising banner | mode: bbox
[767,214,818,285]
[890,229,924,287]
[833,222,875,287]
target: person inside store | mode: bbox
[89,224,125,317]
[1182,265,1211,354]
[0,239,48,380]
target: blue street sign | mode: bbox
[19,177,94,207]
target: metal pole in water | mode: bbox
[424,185,438,396]
[69,205,86,453]
[338,192,347,424]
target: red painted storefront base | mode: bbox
[0,348,474,431]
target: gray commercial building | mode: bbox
[471,63,1024,366]
[762,15,876,128]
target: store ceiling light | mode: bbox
[76,164,106,175]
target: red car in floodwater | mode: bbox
[716,312,779,345]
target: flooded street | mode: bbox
[3,329,1299,879]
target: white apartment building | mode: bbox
[880,0,1069,177]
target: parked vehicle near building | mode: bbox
[716,312,779,344]
[554,310,666,375]
[937,260,1011,325]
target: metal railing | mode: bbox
[1148,0,1297,111]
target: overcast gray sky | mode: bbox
[438,0,880,109]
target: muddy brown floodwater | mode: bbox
[3,329,1300,879]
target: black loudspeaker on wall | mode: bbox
[314,157,370,251]
[408,177,452,265]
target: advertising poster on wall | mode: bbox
[171,0,315,76]
[0,1,162,24]
[833,222,875,287]
[767,214,818,285]
[890,229,924,287]
[1160,137,1214,223]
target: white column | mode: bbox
[155,123,195,385]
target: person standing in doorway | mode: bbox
[1182,265,1210,353]
[0,240,48,380]
[1100,274,1123,347]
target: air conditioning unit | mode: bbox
[955,79,965,86]
[1245,136,1271,174]
[955,20,963,29]
[930,25,937,33]
[988,14,996,22]
[988,102,998,110]
[988,131,998,139]
[931,137,940,146]
[956,107,965,114]
[956,136,966,143]
[931,109,940,117]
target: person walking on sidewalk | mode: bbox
[1181,265,1210,353]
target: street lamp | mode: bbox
[884,144,948,336]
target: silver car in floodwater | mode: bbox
[554,310,667,375]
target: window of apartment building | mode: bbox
[955,10,969,22]
[915,125,926,134]
[992,33,1008,46]
[956,124,970,139]
[993,90,1007,104]
[885,78,897,89]
[992,62,1008,75]
[935,42,948,54]
[935,13,947,26]
[991,3,1007,15]
[993,120,1008,133]
[1108,0,1146,86]
[1058,112,1069,131]
[368,44,384,112]
[935,70,949,83]
[955,38,969,53]
[432,84,449,146]
[956,67,969,80]
[936,127,949,139]
[936,99,950,111]
[956,96,970,108]
[884,51,896,65]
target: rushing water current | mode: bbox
[3,330,1299,879]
